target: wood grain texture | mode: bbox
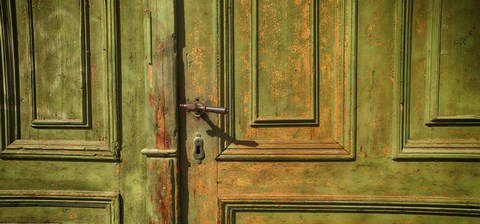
[117,0,149,222]
[218,158,480,196]
[141,0,179,223]
[146,158,179,224]
[142,0,177,153]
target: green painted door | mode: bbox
[0,0,147,223]
[2,0,480,223]
[177,0,480,223]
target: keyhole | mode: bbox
[195,145,201,154]
[193,135,204,163]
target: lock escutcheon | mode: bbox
[193,134,205,163]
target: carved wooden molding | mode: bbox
[249,0,319,127]
[393,0,480,160]
[217,0,357,161]
[0,190,120,223]
[0,0,121,161]
[219,195,480,223]
[28,0,91,128]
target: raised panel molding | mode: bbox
[28,0,91,128]
[425,0,480,127]
[394,0,480,159]
[0,191,120,223]
[217,0,356,161]
[0,0,120,160]
[219,196,480,223]
[250,0,319,126]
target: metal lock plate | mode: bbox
[193,134,205,163]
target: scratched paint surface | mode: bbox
[178,0,219,222]
[257,0,312,119]
[14,0,107,140]
[178,0,480,223]
[2,0,480,223]
[1,0,147,223]
[233,0,340,141]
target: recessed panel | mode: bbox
[0,191,120,223]
[253,0,316,124]
[218,0,355,160]
[235,212,477,224]
[437,0,480,118]
[0,0,120,160]
[395,0,480,159]
[221,198,480,223]
[31,0,88,126]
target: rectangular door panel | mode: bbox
[395,0,480,159]
[220,196,480,224]
[0,191,120,223]
[217,0,356,161]
[1,0,120,160]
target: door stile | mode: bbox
[141,0,179,223]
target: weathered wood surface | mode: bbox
[1,0,480,223]
[0,0,147,223]
[141,0,179,223]
[180,0,480,223]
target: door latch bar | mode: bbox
[180,97,228,118]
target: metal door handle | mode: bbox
[180,98,228,118]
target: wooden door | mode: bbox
[2,0,480,223]
[172,0,480,223]
[0,0,149,223]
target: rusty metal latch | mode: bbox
[179,97,228,118]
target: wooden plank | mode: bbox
[141,0,179,223]
[146,158,178,224]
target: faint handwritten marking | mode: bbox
[454,26,476,46]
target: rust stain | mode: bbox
[156,106,166,149]
[156,191,170,224]
[151,37,173,150]
[150,162,172,224]
[155,41,167,57]
[149,92,155,107]
[155,106,172,149]
[115,163,120,176]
